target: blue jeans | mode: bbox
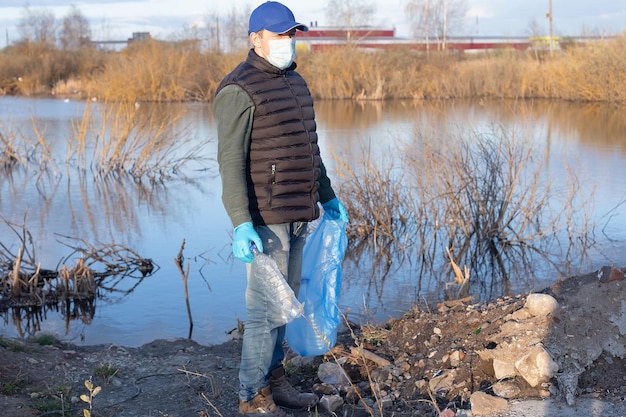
[239,221,308,401]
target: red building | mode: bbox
[296,27,533,52]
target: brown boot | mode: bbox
[269,366,319,410]
[238,386,286,417]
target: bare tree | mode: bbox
[222,6,251,53]
[325,0,376,28]
[325,0,377,45]
[59,5,92,50]
[18,5,56,45]
[405,0,467,50]
[205,11,221,53]
[326,0,376,29]
[526,17,545,38]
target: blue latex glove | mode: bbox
[321,198,349,222]
[232,222,263,263]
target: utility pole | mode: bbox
[547,0,554,55]
[442,0,447,51]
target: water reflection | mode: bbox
[0,97,624,347]
[316,99,626,152]
[7,300,95,339]
[1,97,214,342]
[316,98,626,318]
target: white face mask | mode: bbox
[267,38,296,70]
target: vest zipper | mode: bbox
[268,163,276,206]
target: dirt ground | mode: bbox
[2,268,626,417]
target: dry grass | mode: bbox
[297,34,626,102]
[1,32,625,102]
[0,41,105,96]
[82,39,241,102]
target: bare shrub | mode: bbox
[336,124,595,300]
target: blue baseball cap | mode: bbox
[248,1,309,34]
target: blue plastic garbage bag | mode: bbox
[285,212,348,356]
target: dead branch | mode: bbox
[175,239,193,337]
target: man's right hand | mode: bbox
[232,222,263,263]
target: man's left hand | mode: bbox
[321,198,349,222]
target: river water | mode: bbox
[1,97,625,347]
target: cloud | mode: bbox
[17,0,134,5]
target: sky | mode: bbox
[0,0,624,47]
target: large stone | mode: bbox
[597,265,625,283]
[492,381,522,399]
[470,391,508,415]
[318,362,351,390]
[428,370,457,395]
[515,344,559,387]
[319,394,343,413]
[525,293,559,317]
[493,357,517,380]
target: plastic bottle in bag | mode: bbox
[251,244,302,324]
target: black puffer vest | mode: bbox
[216,50,322,226]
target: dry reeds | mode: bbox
[82,38,240,102]
[2,32,625,103]
[298,34,626,102]
[0,130,22,169]
[293,34,626,102]
[0,217,154,338]
[69,99,208,182]
[0,41,105,97]
[0,97,211,184]
[0,127,40,171]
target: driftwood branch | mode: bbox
[175,239,193,338]
[1,227,156,309]
[349,346,392,367]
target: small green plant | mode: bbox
[80,378,101,417]
[33,397,66,415]
[283,359,318,381]
[94,363,119,383]
[54,384,71,396]
[32,332,60,346]
[2,380,21,394]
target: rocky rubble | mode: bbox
[300,266,626,416]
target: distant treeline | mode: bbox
[1,32,625,103]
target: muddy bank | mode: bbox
[2,268,626,416]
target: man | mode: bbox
[212,1,349,416]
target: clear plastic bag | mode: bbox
[251,244,302,325]
[285,213,348,356]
